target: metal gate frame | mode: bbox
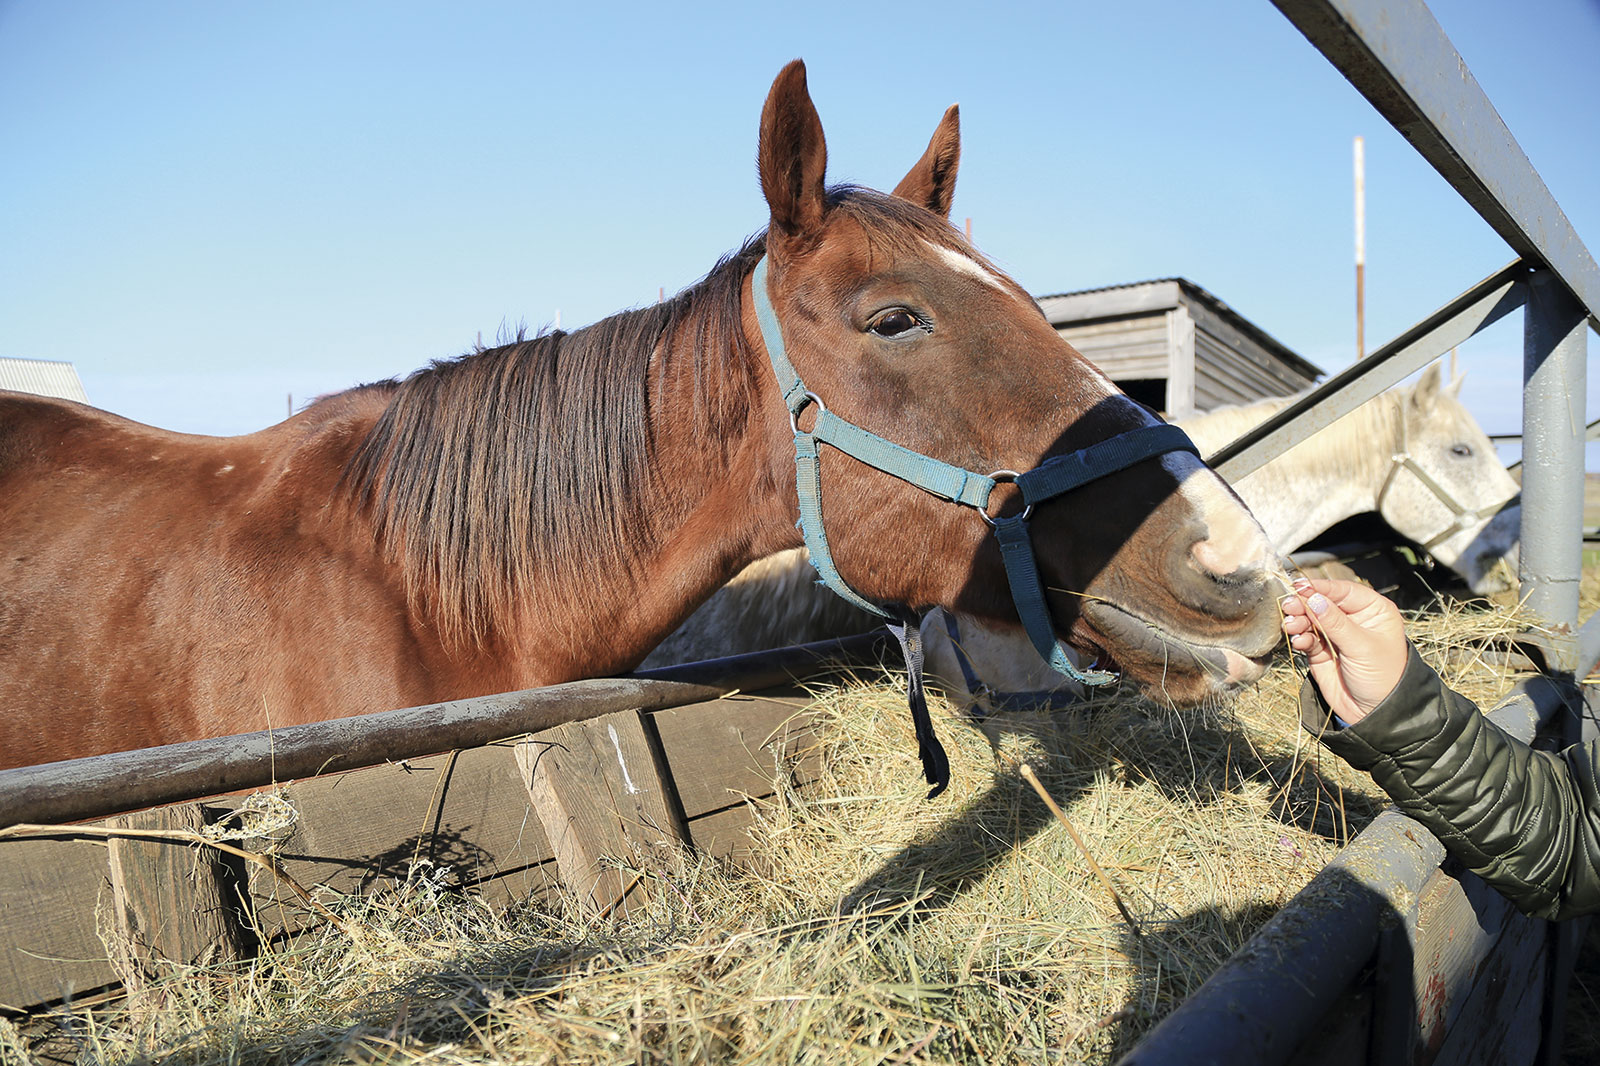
[1121,1,1596,1063]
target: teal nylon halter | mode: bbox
[750,254,1200,692]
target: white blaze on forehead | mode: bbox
[926,241,1009,291]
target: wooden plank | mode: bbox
[1188,299,1317,386]
[1190,305,1319,392]
[1055,314,1170,343]
[1195,333,1303,398]
[226,740,557,942]
[1038,281,1183,324]
[648,693,820,821]
[1166,305,1197,418]
[1411,868,1549,1065]
[516,710,687,916]
[0,687,831,1015]
[684,804,770,866]
[1194,356,1297,410]
[0,836,119,1012]
[105,806,243,979]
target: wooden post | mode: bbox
[104,806,247,1014]
[515,709,688,917]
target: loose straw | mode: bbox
[1008,759,1144,940]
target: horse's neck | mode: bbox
[1189,395,1400,552]
[575,323,798,673]
[337,264,798,683]
[496,277,797,677]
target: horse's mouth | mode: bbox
[1078,600,1272,695]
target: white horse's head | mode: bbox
[1376,364,1520,596]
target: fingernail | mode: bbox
[1292,577,1312,590]
[1279,595,1298,612]
[1308,593,1330,616]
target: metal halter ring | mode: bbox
[979,469,1033,527]
[790,391,826,434]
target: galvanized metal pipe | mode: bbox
[1520,269,1589,677]
[1208,264,1526,481]
[1271,0,1600,333]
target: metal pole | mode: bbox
[1520,269,1587,677]
[1521,267,1588,1066]
[1354,135,1366,359]
[1208,263,1526,481]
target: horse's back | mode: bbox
[0,391,484,767]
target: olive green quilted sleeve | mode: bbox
[1302,645,1600,920]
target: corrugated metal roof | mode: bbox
[0,358,88,402]
[1036,277,1189,303]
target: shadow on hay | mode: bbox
[834,682,1387,920]
[1104,866,1422,1062]
[821,683,1394,1054]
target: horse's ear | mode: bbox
[759,60,828,247]
[1412,362,1444,413]
[892,105,961,218]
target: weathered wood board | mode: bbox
[1279,862,1550,1066]
[0,836,119,1011]
[517,710,686,916]
[104,805,246,999]
[0,691,817,1016]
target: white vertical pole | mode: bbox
[1354,135,1366,360]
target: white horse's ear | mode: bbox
[1412,362,1443,414]
[1446,371,1466,399]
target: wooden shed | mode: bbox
[1037,278,1322,418]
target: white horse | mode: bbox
[1178,364,1519,594]
[642,364,1520,691]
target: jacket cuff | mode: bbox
[1298,645,1454,769]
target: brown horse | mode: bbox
[0,61,1282,770]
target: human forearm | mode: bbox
[1302,647,1600,920]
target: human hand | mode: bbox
[1280,578,1410,725]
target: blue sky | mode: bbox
[1,1,1596,465]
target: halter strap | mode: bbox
[941,611,1088,714]
[1374,417,1519,551]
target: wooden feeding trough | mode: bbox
[0,634,891,1018]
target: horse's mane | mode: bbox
[1181,384,1408,481]
[341,187,970,648]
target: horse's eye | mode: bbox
[869,309,922,338]
[1451,443,1473,458]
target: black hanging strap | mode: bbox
[886,606,949,799]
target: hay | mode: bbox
[18,589,1577,1066]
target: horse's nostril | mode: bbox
[1188,536,1272,587]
